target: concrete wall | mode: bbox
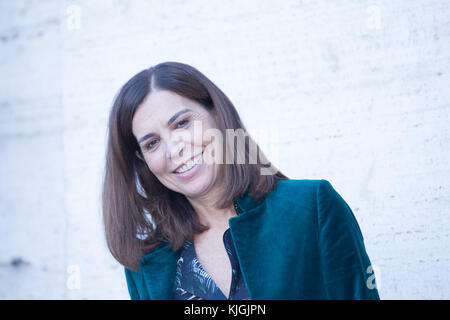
[0,0,449,299]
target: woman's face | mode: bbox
[132,89,221,198]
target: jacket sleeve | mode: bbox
[316,179,380,299]
[124,267,141,300]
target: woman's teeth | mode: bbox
[175,154,202,173]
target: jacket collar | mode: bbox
[139,187,264,300]
[234,186,257,213]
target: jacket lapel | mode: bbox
[229,190,268,300]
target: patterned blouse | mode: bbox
[173,226,250,300]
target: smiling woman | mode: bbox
[131,89,224,197]
[102,61,379,300]
[102,61,288,296]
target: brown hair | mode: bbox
[102,61,289,271]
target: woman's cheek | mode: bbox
[145,154,166,174]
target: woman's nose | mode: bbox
[168,140,183,159]
[168,140,194,169]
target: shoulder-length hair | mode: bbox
[102,61,289,271]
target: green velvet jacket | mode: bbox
[124,179,380,300]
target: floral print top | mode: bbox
[173,227,250,300]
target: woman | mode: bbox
[102,61,380,300]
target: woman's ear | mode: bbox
[135,150,144,161]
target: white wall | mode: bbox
[1,0,449,299]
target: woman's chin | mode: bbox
[176,176,214,198]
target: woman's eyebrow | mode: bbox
[137,108,192,144]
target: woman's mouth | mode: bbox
[172,152,203,179]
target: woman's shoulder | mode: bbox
[264,179,338,223]
[261,179,318,219]
[273,178,323,193]
[267,178,326,205]
[267,179,356,228]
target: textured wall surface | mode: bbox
[0,0,449,299]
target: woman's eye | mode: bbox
[142,119,189,151]
[145,139,158,150]
[176,119,189,128]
